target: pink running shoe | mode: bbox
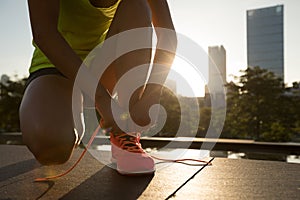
[110,132,155,175]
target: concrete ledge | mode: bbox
[94,136,300,155]
[1,132,300,155]
[0,132,23,145]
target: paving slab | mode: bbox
[0,145,299,200]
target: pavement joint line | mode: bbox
[165,157,215,200]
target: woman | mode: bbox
[20,0,176,175]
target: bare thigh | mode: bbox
[101,0,153,105]
[19,75,83,165]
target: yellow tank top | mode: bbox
[29,0,121,73]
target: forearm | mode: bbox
[145,0,177,95]
[35,31,111,103]
[147,35,177,87]
[28,0,81,82]
[33,31,82,81]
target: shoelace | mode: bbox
[35,124,211,182]
[112,132,144,153]
[113,133,211,165]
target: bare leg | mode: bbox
[20,1,153,165]
[97,0,157,175]
[19,75,83,165]
[100,0,153,110]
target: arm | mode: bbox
[144,0,177,94]
[128,0,177,127]
[27,0,116,126]
[28,0,81,81]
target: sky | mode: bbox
[0,0,299,97]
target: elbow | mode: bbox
[31,28,45,46]
[32,31,49,48]
[156,29,177,54]
[31,28,58,48]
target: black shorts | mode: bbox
[25,67,96,107]
[25,68,66,88]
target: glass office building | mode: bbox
[247,5,284,81]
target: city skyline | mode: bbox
[169,0,300,96]
[0,0,300,97]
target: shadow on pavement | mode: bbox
[0,159,40,182]
[61,166,154,200]
[35,180,55,200]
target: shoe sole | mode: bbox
[112,157,155,175]
[117,168,155,176]
[111,157,117,164]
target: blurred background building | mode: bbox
[247,5,284,81]
[205,45,227,108]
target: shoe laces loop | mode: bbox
[113,132,144,153]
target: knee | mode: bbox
[34,145,74,166]
[22,128,76,165]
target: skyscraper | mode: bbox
[247,5,284,81]
[208,45,226,92]
[205,45,226,108]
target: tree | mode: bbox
[224,66,288,141]
[222,81,250,139]
[261,122,291,142]
[156,88,201,137]
[197,106,211,137]
[156,87,180,136]
[0,75,26,132]
[292,81,299,89]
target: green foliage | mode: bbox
[261,122,291,142]
[153,66,299,142]
[197,106,211,137]
[0,70,299,144]
[156,87,180,136]
[292,81,299,89]
[0,75,26,132]
[157,87,201,137]
[223,66,297,142]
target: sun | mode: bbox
[167,55,206,97]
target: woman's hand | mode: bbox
[95,84,128,134]
[129,84,162,129]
